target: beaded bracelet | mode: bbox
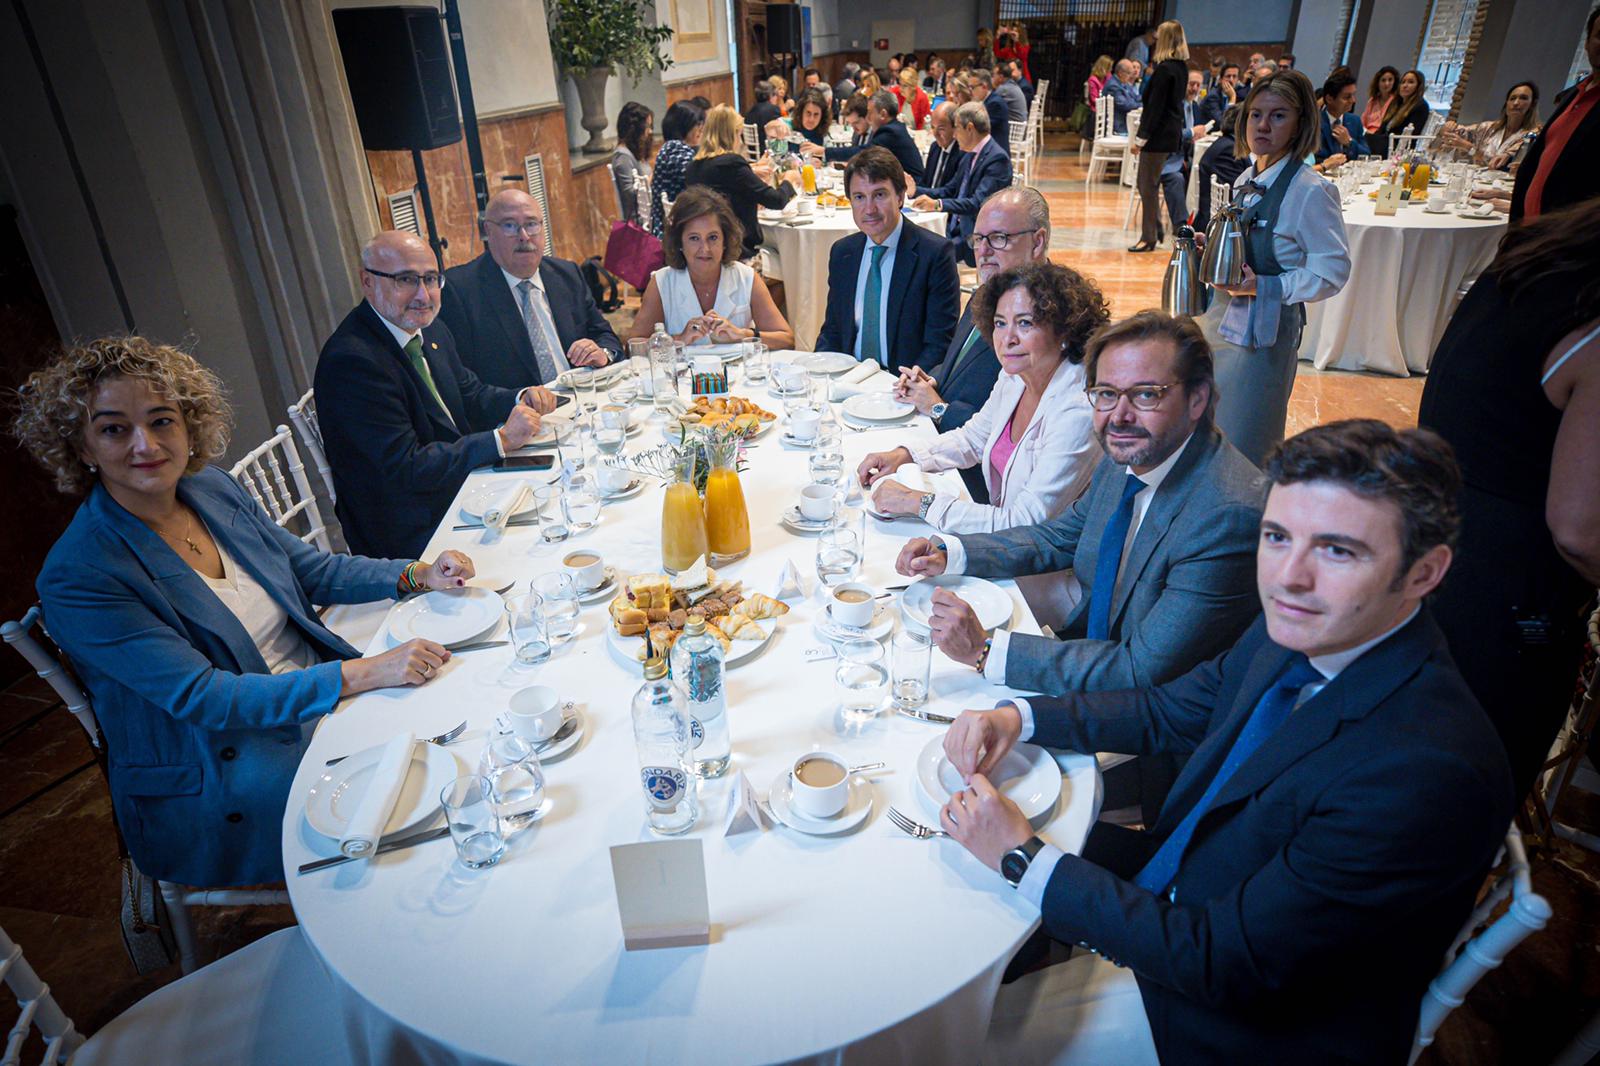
[973,636,994,675]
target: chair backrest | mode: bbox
[606,161,625,219]
[1421,110,1445,138]
[1410,825,1552,1063]
[1,922,85,1065]
[741,123,761,160]
[285,388,334,507]
[1094,93,1113,139]
[228,425,332,553]
[1125,108,1142,141]
[633,172,653,228]
[1210,175,1230,220]
[2,605,100,750]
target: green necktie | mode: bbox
[861,244,888,368]
[404,335,456,428]
[946,327,982,379]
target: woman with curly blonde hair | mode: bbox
[14,336,478,887]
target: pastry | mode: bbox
[731,593,789,620]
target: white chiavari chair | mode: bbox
[1209,174,1230,227]
[742,123,761,160]
[228,426,332,553]
[285,388,334,506]
[1,923,83,1065]
[1086,95,1128,186]
[1121,108,1142,188]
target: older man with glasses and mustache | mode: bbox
[316,229,558,559]
[438,188,622,392]
[894,311,1265,823]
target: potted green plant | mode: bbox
[547,0,675,154]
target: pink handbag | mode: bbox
[603,220,665,291]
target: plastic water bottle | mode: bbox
[671,617,731,778]
[648,322,677,413]
[632,657,699,834]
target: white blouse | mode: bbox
[198,539,319,675]
[652,262,756,336]
[1233,155,1351,306]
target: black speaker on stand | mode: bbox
[766,3,805,94]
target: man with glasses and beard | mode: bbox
[438,188,622,391]
[316,230,558,558]
[894,311,1265,822]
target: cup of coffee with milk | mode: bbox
[829,581,877,628]
[790,751,850,818]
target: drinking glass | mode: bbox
[809,448,846,488]
[441,775,506,869]
[743,340,770,384]
[478,734,546,829]
[594,425,626,457]
[891,630,932,709]
[831,503,867,547]
[534,485,567,542]
[504,591,551,665]
[551,418,589,479]
[815,527,861,588]
[627,338,649,371]
[775,364,810,402]
[569,366,599,415]
[563,473,602,531]
[531,572,580,641]
[834,639,889,722]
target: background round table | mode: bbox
[285,381,1098,1066]
[1301,192,1506,376]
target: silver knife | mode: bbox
[452,516,542,531]
[297,824,451,874]
[451,640,508,653]
[898,707,956,725]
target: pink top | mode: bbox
[988,414,1020,495]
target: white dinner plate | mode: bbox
[554,364,630,390]
[842,392,915,422]
[605,614,777,669]
[791,351,859,375]
[682,342,748,362]
[765,769,874,835]
[304,741,459,840]
[459,482,540,520]
[914,737,1061,821]
[841,410,912,431]
[901,576,1013,632]
[404,588,504,646]
[384,594,499,650]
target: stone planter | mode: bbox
[573,66,612,155]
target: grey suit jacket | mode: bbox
[960,424,1266,693]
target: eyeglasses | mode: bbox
[967,227,1040,250]
[1084,383,1181,411]
[490,219,544,237]
[364,267,445,291]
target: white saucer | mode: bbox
[765,769,873,834]
[914,736,1061,821]
[813,600,894,643]
[782,505,834,530]
[599,478,645,501]
[576,567,620,603]
[780,431,820,449]
[493,707,585,763]
[304,741,459,840]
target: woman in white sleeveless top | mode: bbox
[630,186,796,349]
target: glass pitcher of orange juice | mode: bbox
[801,162,817,195]
[662,450,708,574]
[1408,159,1432,196]
[703,436,751,565]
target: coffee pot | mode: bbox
[1201,192,1247,288]
[1162,226,1206,317]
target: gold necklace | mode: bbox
[153,508,204,556]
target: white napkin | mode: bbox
[830,364,895,402]
[338,732,416,859]
[483,482,530,531]
[892,463,928,492]
[774,559,808,601]
[838,360,881,385]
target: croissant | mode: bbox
[722,615,767,641]
[731,592,789,620]
[702,622,734,654]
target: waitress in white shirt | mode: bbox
[629,186,796,350]
[1202,70,1350,466]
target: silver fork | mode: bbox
[887,806,948,839]
[325,721,468,766]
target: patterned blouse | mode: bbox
[650,139,697,237]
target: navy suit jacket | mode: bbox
[922,140,966,191]
[930,305,1001,504]
[1026,612,1514,1063]
[438,252,621,390]
[315,301,521,559]
[1317,108,1370,161]
[36,468,404,886]
[813,219,959,371]
[982,95,1011,152]
[916,137,1013,259]
[825,119,926,182]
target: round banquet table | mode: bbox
[284,378,1099,1066]
[1301,190,1506,376]
[760,205,948,352]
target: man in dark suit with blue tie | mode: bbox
[910,101,1013,265]
[316,231,558,559]
[921,102,966,192]
[801,91,926,182]
[813,148,959,371]
[937,420,1514,1064]
[438,188,621,392]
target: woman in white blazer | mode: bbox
[858,262,1107,534]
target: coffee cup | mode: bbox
[1425,197,1448,213]
[790,751,849,818]
[830,582,878,628]
[789,405,822,441]
[799,483,837,522]
[507,685,564,741]
[600,404,632,432]
[795,197,814,216]
[596,463,633,493]
[562,549,606,590]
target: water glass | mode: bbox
[834,639,889,721]
[441,775,506,868]
[504,591,551,665]
[815,527,861,588]
[743,340,769,384]
[552,418,589,479]
[569,366,599,414]
[809,449,846,487]
[531,572,580,641]
[831,503,867,547]
[775,364,810,401]
[478,734,546,829]
[563,473,602,531]
[891,630,932,709]
[534,485,567,542]
[594,425,625,457]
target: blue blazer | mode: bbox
[922,140,966,191]
[1317,109,1370,161]
[439,252,621,391]
[36,468,405,886]
[915,137,1013,262]
[824,120,926,182]
[315,300,521,559]
[982,95,1011,152]
[1026,612,1514,1063]
[813,220,959,371]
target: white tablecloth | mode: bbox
[761,206,948,351]
[283,382,1099,1066]
[1301,192,1506,376]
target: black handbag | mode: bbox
[119,855,178,973]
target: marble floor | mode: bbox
[1,134,1592,1064]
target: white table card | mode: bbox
[1374,183,1403,216]
[608,839,712,950]
[724,771,768,835]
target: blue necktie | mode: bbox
[1133,655,1323,895]
[861,244,888,367]
[1085,474,1145,641]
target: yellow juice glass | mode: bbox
[802,163,817,195]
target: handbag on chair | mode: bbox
[119,855,178,974]
[602,220,665,292]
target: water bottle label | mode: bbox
[685,666,722,703]
[641,766,688,809]
[689,718,705,749]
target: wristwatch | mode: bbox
[929,401,949,424]
[1001,836,1046,888]
[916,492,937,520]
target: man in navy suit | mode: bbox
[921,102,966,191]
[911,102,1013,265]
[316,230,559,559]
[969,72,1011,153]
[1315,69,1370,168]
[438,188,621,391]
[943,420,1515,1064]
[813,147,958,371]
[800,91,926,182]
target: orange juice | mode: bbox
[802,163,817,195]
[704,467,751,563]
[662,481,708,573]
[1408,162,1431,195]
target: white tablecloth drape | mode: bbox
[284,381,1099,1066]
[1301,195,1505,376]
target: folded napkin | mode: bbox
[483,482,531,532]
[774,559,808,601]
[892,463,928,492]
[556,363,627,390]
[829,364,895,402]
[338,732,416,859]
